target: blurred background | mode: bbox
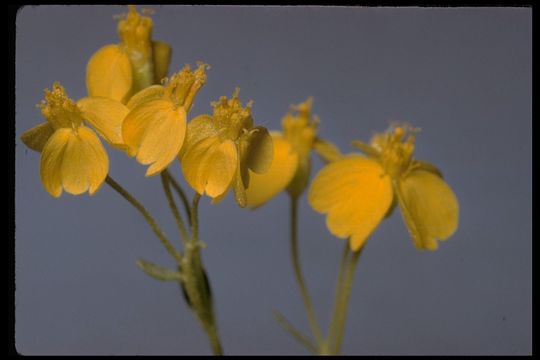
[15,5,531,355]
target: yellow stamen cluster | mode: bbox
[211,88,254,141]
[370,125,417,179]
[163,63,208,112]
[39,82,82,129]
[282,97,318,160]
[117,5,153,57]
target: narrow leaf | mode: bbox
[136,259,184,282]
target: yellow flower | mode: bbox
[122,63,208,177]
[181,89,273,207]
[245,98,342,208]
[86,5,172,103]
[308,125,459,251]
[21,82,129,197]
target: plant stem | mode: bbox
[327,244,363,355]
[190,193,201,242]
[105,175,182,263]
[326,243,350,351]
[160,171,189,245]
[164,168,192,224]
[182,192,224,356]
[273,310,318,354]
[289,195,324,349]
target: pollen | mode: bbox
[39,82,82,129]
[165,63,209,112]
[370,124,418,179]
[282,98,318,159]
[211,88,254,140]
[117,5,153,55]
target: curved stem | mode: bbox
[160,171,189,245]
[164,168,192,224]
[289,195,324,348]
[105,175,182,263]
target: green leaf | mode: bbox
[136,259,184,282]
[273,309,318,354]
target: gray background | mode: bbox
[15,5,531,355]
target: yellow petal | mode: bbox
[286,157,310,198]
[233,163,247,208]
[210,187,230,205]
[246,134,299,208]
[309,155,393,251]
[86,44,133,103]
[182,136,237,198]
[126,85,165,110]
[236,126,273,192]
[60,126,109,196]
[123,99,187,176]
[180,114,218,158]
[244,126,274,174]
[396,169,459,250]
[77,97,129,146]
[21,122,55,152]
[152,41,172,83]
[409,160,443,178]
[40,128,71,197]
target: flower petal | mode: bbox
[286,157,311,198]
[244,126,273,174]
[245,133,299,208]
[180,114,219,158]
[207,140,238,198]
[182,136,237,198]
[60,126,109,196]
[123,99,187,176]
[409,160,443,178]
[40,128,71,197]
[309,155,393,251]
[77,96,130,147]
[126,85,165,110]
[86,44,132,103]
[233,159,247,208]
[21,122,55,152]
[396,169,459,250]
[152,41,172,83]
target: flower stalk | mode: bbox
[105,175,182,262]
[289,195,324,350]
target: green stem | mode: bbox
[327,244,363,355]
[160,171,189,245]
[182,193,223,356]
[326,243,350,352]
[289,195,324,349]
[190,193,201,242]
[273,310,318,354]
[105,175,182,263]
[164,168,192,224]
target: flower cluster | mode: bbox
[20,5,460,355]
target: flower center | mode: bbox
[211,88,254,141]
[117,5,153,57]
[370,125,416,179]
[282,97,318,159]
[39,82,83,130]
[163,63,208,112]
